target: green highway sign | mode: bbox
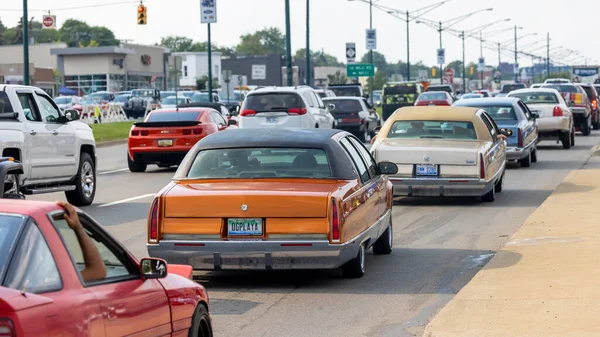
[347,63,375,77]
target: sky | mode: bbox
[0,0,598,68]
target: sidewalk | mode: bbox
[423,155,600,337]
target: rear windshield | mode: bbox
[426,86,452,93]
[501,84,526,93]
[146,111,201,122]
[0,214,25,275]
[461,94,483,99]
[132,90,154,97]
[384,85,417,95]
[243,93,305,112]
[472,91,490,97]
[545,79,570,84]
[419,92,447,100]
[191,93,210,102]
[580,86,597,99]
[88,93,111,101]
[323,99,362,112]
[114,95,130,103]
[388,121,477,140]
[186,148,332,179]
[480,106,517,120]
[543,85,580,93]
[509,92,559,104]
[0,92,14,113]
[330,87,361,97]
[162,97,188,105]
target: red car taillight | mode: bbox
[149,198,159,242]
[0,319,15,337]
[553,106,563,117]
[593,99,597,110]
[182,128,202,135]
[240,109,256,117]
[288,108,307,115]
[479,154,485,179]
[131,129,140,136]
[331,198,340,242]
[141,130,149,136]
[517,128,523,147]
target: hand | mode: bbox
[56,201,82,231]
[496,134,508,141]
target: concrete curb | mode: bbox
[96,139,127,148]
[591,143,600,156]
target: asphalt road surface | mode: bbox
[28,133,600,337]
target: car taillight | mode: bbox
[593,99,597,110]
[240,109,256,117]
[141,130,149,136]
[193,128,202,134]
[0,319,15,337]
[288,108,307,115]
[131,129,140,136]
[149,198,159,242]
[553,106,563,117]
[517,128,523,147]
[183,129,191,135]
[331,199,340,242]
[479,154,485,179]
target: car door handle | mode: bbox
[30,130,37,135]
[106,306,117,321]
[52,130,59,135]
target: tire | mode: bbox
[65,152,96,206]
[561,130,572,149]
[188,304,213,337]
[494,171,505,193]
[482,184,496,202]
[571,127,576,146]
[342,243,366,278]
[359,123,371,143]
[581,117,591,136]
[593,114,600,130]
[531,147,538,163]
[373,223,393,255]
[519,150,532,168]
[128,153,147,172]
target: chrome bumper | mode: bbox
[506,140,535,161]
[147,209,392,270]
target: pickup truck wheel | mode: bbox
[342,244,366,278]
[373,223,393,255]
[188,304,213,337]
[65,152,95,206]
[482,185,496,202]
[519,150,532,168]
[561,130,572,149]
[128,154,147,172]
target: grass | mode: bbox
[376,106,382,117]
[90,121,135,143]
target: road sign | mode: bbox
[442,77,452,84]
[346,42,356,63]
[252,65,266,80]
[366,29,376,50]
[222,69,232,82]
[200,0,217,23]
[437,48,445,65]
[347,64,375,77]
[42,15,56,29]
[418,70,428,81]
[478,57,485,71]
[444,68,455,78]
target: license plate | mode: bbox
[157,139,173,147]
[266,117,278,124]
[416,164,438,176]
[227,218,263,236]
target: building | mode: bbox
[222,55,310,87]
[172,52,223,88]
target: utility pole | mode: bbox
[285,0,293,86]
[531,55,535,83]
[546,32,550,76]
[207,23,213,101]
[461,31,466,93]
[479,31,484,89]
[22,0,30,85]
[369,0,373,103]
[514,25,518,82]
[305,0,311,86]
[439,21,443,82]
[406,11,410,81]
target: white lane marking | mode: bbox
[98,168,129,175]
[98,193,155,208]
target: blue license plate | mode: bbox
[416,164,438,176]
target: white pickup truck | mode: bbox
[0,85,97,206]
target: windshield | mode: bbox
[384,85,417,95]
[388,121,477,140]
[509,92,559,104]
[372,92,382,100]
[162,97,188,105]
[146,111,201,122]
[114,95,130,103]
[0,214,25,276]
[323,99,362,113]
[186,148,332,179]
[426,86,452,93]
[88,93,110,101]
[542,85,580,93]
[132,90,154,97]
[501,84,526,93]
[243,93,305,112]
[478,106,517,120]
[419,92,447,100]
[191,93,210,102]
[545,79,570,84]
[54,97,73,104]
[330,87,361,97]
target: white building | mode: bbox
[172,52,222,87]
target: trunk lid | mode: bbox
[0,287,54,313]
[164,180,338,218]
[377,139,482,165]
[525,103,559,119]
[495,122,519,146]
[415,100,449,106]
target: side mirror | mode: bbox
[530,112,539,119]
[64,109,80,121]
[227,119,238,126]
[327,103,336,111]
[378,162,398,175]
[373,125,382,135]
[140,258,167,279]
[500,128,513,137]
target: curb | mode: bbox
[592,144,600,156]
[96,139,127,148]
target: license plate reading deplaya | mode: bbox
[228,218,263,236]
[416,164,437,176]
[158,139,173,147]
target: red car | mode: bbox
[128,107,238,172]
[0,200,213,337]
[415,91,453,106]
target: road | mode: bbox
[28,133,600,337]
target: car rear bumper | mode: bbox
[389,169,502,197]
[147,209,392,270]
[130,150,189,164]
[506,140,536,161]
[537,116,570,133]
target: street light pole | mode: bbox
[479,31,484,89]
[22,0,29,85]
[207,23,213,102]
[406,11,410,81]
[369,0,373,103]
[461,31,466,93]
[546,32,550,76]
[306,0,311,86]
[438,21,443,82]
[285,0,293,86]
[514,25,518,82]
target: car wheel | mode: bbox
[593,115,600,130]
[495,170,505,193]
[188,304,213,337]
[519,150,532,168]
[561,130,572,149]
[531,147,538,163]
[341,243,366,278]
[582,118,591,136]
[482,185,496,202]
[127,153,147,172]
[359,123,371,143]
[65,152,96,206]
[373,222,393,255]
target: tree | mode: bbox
[327,70,348,85]
[159,35,195,52]
[446,60,463,76]
[236,27,285,56]
[366,70,388,92]
[58,19,117,47]
[294,48,343,67]
[196,76,220,90]
[0,18,7,45]
[88,26,118,46]
[360,51,387,74]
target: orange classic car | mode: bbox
[146,128,398,278]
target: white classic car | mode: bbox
[371,106,507,202]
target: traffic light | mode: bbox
[137,4,147,25]
[470,66,475,75]
[432,67,437,77]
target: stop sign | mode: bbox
[444,68,455,78]
[42,15,54,28]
